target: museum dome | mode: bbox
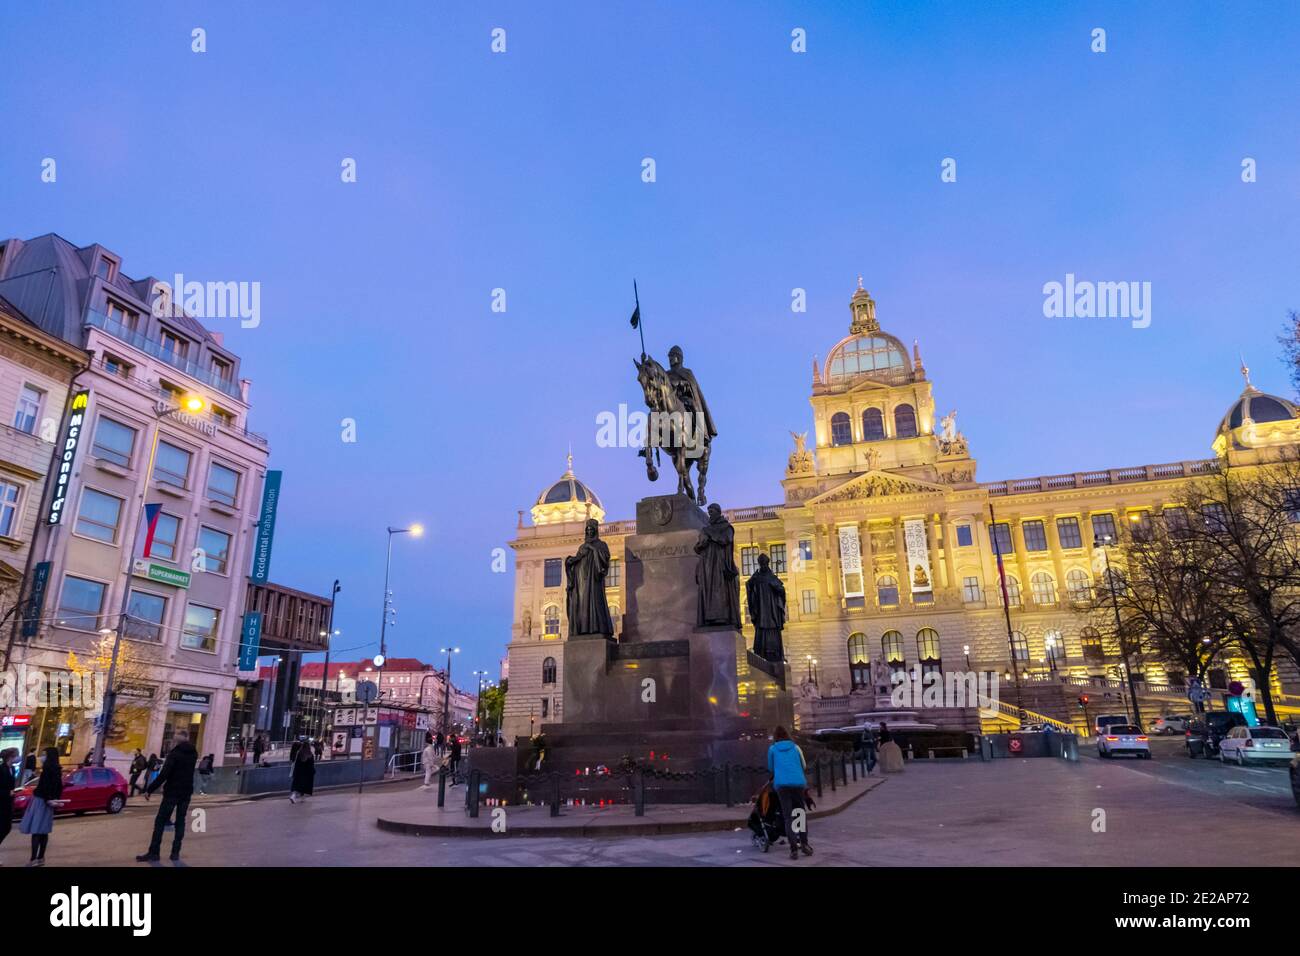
[1219,387,1299,433]
[530,453,605,526]
[819,280,915,388]
[1213,363,1300,459]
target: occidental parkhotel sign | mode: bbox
[46,390,90,525]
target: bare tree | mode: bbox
[1277,309,1300,397]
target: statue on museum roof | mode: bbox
[565,518,614,639]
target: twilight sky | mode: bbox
[2,2,1297,683]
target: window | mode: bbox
[877,575,899,607]
[159,328,188,360]
[848,633,870,689]
[198,526,232,574]
[1202,502,1228,532]
[149,512,180,561]
[1001,575,1022,607]
[740,547,759,576]
[861,408,885,441]
[1010,631,1029,661]
[917,627,941,662]
[830,412,852,446]
[13,385,42,434]
[1030,571,1057,605]
[542,657,556,684]
[1163,507,1189,537]
[1091,513,1117,545]
[1102,567,1127,597]
[1044,630,1063,662]
[103,353,134,379]
[962,576,982,602]
[211,357,233,383]
[894,404,918,439]
[1081,628,1105,664]
[607,559,621,588]
[798,539,813,561]
[543,558,562,588]
[106,301,139,333]
[75,488,123,543]
[543,605,560,637]
[207,463,240,507]
[769,544,787,573]
[1128,511,1153,542]
[125,591,166,642]
[1056,517,1082,549]
[801,589,817,615]
[211,405,235,427]
[92,417,136,467]
[96,256,116,280]
[882,630,904,666]
[182,604,221,652]
[541,698,550,719]
[1066,569,1092,602]
[155,441,192,488]
[1022,520,1048,552]
[955,524,973,548]
[0,482,20,537]
[989,522,1013,556]
[56,576,106,631]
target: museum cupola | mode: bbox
[1213,361,1300,463]
[530,452,606,526]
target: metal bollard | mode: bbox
[550,773,560,818]
[437,767,447,808]
[828,758,837,793]
[850,755,858,782]
[840,754,847,785]
[813,761,823,798]
[468,769,481,818]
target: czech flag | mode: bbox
[138,503,163,559]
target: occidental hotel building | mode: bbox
[502,283,1300,740]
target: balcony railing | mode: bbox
[85,309,243,401]
[982,459,1221,497]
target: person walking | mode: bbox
[448,734,462,779]
[289,738,302,764]
[766,727,813,860]
[195,754,214,795]
[313,737,324,761]
[19,748,63,866]
[127,750,147,796]
[289,741,315,804]
[136,730,198,862]
[20,751,36,786]
[877,721,905,773]
[253,734,265,767]
[145,752,161,788]
[237,736,248,766]
[420,735,438,790]
[0,748,18,857]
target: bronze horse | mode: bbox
[633,354,712,505]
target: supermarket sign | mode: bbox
[132,559,191,588]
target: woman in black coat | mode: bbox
[289,745,315,803]
[19,748,63,865]
[0,748,17,849]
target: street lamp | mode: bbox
[375,524,422,755]
[472,669,488,742]
[1098,533,1143,728]
[93,393,207,767]
[439,646,460,736]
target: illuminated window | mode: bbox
[740,547,759,576]
[1010,631,1029,661]
[830,412,852,446]
[1022,520,1048,552]
[962,576,982,602]
[861,408,885,441]
[607,559,621,587]
[769,544,787,573]
[848,633,870,689]
[1056,516,1082,549]
[801,589,817,615]
[543,605,560,637]
[1091,513,1117,544]
[893,404,918,439]
[1066,569,1091,602]
[1030,571,1057,605]
[877,575,899,607]
[1081,627,1105,664]
[917,627,941,677]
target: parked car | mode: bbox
[1093,714,1130,737]
[1097,725,1150,759]
[1217,725,1294,766]
[1152,714,1191,735]
[12,766,128,819]
[1185,712,1248,758]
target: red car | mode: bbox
[13,766,129,818]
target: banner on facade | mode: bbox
[250,470,282,583]
[903,518,933,594]
[22,561,51,638]
[238,611,262,671]
[837,525,864,598]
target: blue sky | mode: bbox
[2,2,1297,683]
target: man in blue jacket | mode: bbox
[766,726,813,859]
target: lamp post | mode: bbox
[439,646,460,736]
[376,523,422,754]
[471,669,487,743]
[316,580,341,740]
[93,393,207,768]
[1098,533,1143,728]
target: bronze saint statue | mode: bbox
[745,552,787,662]
[695,503,740,627]
[565,518,614,638]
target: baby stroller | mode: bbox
[747,782,785,852]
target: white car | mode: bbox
[1152,714,1191,735]
[1218,725,1294,765]
[1097,725,1150,759]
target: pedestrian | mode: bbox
[237,736,248,766]
[766,727,813,860]
[289,740,315,803]
[313,737,324,761]
[433,732,444,756]
[253,734,264,767]
[420,736,438,790]
[448,734,462,777]
[135,730,198,862]
[860,729,877,773]
[21,751,36,786]
[80,750,93,768]
[289,738,302,764]
[0,747,18,855]
[145,752,161,787]
[877,721,905,773]
[128,749,147,796]
[19,748,63,866]
[195,754,214,795]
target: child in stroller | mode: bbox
[747,781,785,852]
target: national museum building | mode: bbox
[502,283,1299,740]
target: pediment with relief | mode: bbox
[808,470,946,504]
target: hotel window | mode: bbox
[92,417,136,468]
[893,403,918,439]
[543,605,560,637]
[961,576,982,603]
[182,603,221,652]
[955,524,973,547]
[102,354,133,379]
[1022,520,1048,552]
[541,657,556,684]
[798,539,813,561]
[1056,516,1082,549]
[769,544,787,573]
[198,526,232,574]
[740,547,759,576]
[1010,631,1029,661]
[1091,513,1117,544]
[917,627,941,677]
[75,488,124,543]
[57,576,107,631]
[211,405,235,427]
[830,412,852,446]
[607,559,621,588]
[160,328,188,360]
[989,522,1013,555]
[150,513,181,562]
[13,385,43,435]
[1202,502,1228,532]
[0,482,20,537]
[882,630,905,676]
[861,408,885,442]
[125,591,166,643]
[801,589,817,615]
[155,441,192,488]
[96,256,116,280]
[1066,568,1092,602]
[1081,627,1105,664]
[106,301,139,333]
[1030,571,1057,605]
[211,356,233,383]
[877,575,899,607]
[1001,575,1022,607]
[543,558,562,588]
[207,462,240,507]
[847,633,870,689]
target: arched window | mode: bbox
[882,630,904,664]
[541,657,556,684]
[847,633,870,689]
[1102,567,1127,597]
[1010,631,1029,661]
[1080,627,1105,664]
[917,627,941,677]
[1000,575,1022,607]
[830,412,852,446]
[877,575,899,607]
[861,408,885,442]
[1030,571,1057,605]
[1044,629,1063,662]
[894,404,918,439]
[1065,568,1091,603]
[543,604,560,637]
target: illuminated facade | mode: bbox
[502,282,1300,741]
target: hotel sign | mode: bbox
[46,390,90,525]
[132,559,191,588]
[238,611,262,671]
[250,470,282,583]
[903,518,933,595]
[837,525,864,598]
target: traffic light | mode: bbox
[1078,694,1089,708]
